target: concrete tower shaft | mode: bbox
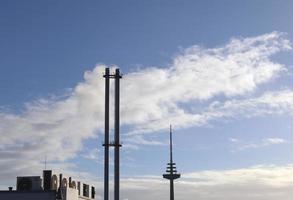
[163,125,181,200]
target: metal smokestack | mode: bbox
[103,68,110,200]
[114,68,122,200]
[103,68,122,200]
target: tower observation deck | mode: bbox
[163,125,181,200]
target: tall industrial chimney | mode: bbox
[114,68,122,200]
[103,68,122,200]
[103,68,110,200]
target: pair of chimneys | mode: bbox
[102,68,180,200]
[103,68,122,200]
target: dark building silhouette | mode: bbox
[0,170,95,200]
[163,125,181,200]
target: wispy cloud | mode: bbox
[208,89,293,118]
[265,138,287,144]
[123,135,167,150]
[123,32,291,134]
[80,148,100,162]
[229,137,288,151]
[92,164,293,200]
[0,32,291,184]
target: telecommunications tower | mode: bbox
[163,125,181,200]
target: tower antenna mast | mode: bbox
[163,125,181,200]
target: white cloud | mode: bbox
[126,89,293,136]
[80,148,100,162]
[122,32,291,134]
[95,165,293,200]
[264,138,287,144]
[229,138,239,143]
[0,32,291,187]
[229,137,288,151]
[123,135,166,150]
[202,89,293,129]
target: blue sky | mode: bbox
[2,0,293,106]
[1,1,293,200]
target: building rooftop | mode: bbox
[0,170,96,200]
